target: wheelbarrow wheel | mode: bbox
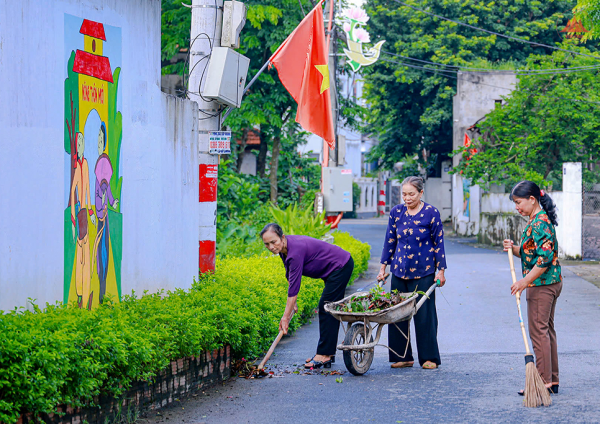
[343,323,374,376]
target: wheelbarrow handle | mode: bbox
[415,280,440,311]
[376,273,391,287]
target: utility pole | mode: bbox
[188,0,224,274]
[322,0,338,169]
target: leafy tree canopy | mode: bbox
[362,0,587,171]
[453,44,600,190]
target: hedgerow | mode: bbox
[0,231,369,423]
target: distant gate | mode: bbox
[583,184,600,260]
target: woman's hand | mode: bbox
[377,265,387,282]
[511,278,529,296]
[435,269,446,287]
[279,315,291,335]
[503,239,514,252]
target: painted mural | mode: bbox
[64,15,123,309]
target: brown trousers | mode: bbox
[526,281,562,384]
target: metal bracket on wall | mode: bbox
[182,2,223,9]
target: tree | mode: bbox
[574,0,600,39]
[362,0,584,171]
[161,0,318,204]
[452,45,600,190]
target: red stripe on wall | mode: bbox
[199,164,218,202]
[199,240,216,273]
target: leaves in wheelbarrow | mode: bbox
[334,285,421,313]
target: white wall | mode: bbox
[354,177,378,217]
[477,163,582,259]
[0,0,200,310]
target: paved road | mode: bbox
[142,218,600,424]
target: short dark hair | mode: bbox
[99,122,107,151]
[260,223,284,239]
[510,180,558,226]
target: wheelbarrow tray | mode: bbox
[324,291,419,324]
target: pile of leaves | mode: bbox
[334,285,417,313]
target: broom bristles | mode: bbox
[523,362,552,407]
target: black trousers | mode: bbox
[388,273,441,366]
[317,257,354,356]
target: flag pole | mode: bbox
[222,0,326,123]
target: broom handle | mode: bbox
[507,249,533,356]
[257,311,296,370]
[257,331,284,370]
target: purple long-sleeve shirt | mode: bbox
[280,235,351,297]
[95,155,115,219]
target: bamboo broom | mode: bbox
[507,249,552,407]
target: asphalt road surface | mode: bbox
[141,218,600,424]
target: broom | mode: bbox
[507,249,552,407]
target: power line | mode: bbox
[390,0,600,61]
[382,51,600,74]
[379,56,600,105]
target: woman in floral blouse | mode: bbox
[503,181,562,395]
[377,176,447,370]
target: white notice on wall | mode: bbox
[209,131,231,155]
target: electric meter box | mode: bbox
[202,47,250,108]
[323,167,353,212]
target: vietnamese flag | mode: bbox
[270,1,335,149]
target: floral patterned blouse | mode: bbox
[380,202,447,279]
[520,211,562,286]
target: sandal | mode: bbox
[391,361,414,368]
[306,355,335,364]
[305,358,332,369]
[422,361,437,369]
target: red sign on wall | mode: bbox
[199,240,216,273]
[199,164,218,202]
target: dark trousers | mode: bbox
[317,257,354,356]
[388,273,441,366]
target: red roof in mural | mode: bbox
[80,19,107,40]
[73,50,114,82]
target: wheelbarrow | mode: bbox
[324,280,440,375]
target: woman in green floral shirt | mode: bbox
[503,181,562,395]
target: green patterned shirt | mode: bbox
[520,211,562,287]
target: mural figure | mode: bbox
[71,131,96,309]
[64,15,123,309]
[93,122,119,304]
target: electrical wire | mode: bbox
[390,0,600,61]
[379,57,600,105]
[382,51,600,74]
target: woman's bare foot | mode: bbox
[391,361,414,368]
[422,361,437,369]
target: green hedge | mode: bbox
[0,232,369,423]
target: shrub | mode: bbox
[0,232,369,423]
[270,203,331,240]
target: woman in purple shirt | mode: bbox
[377,176,447,370]
[261,223,354,369]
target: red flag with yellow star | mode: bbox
[270,1,335,149]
